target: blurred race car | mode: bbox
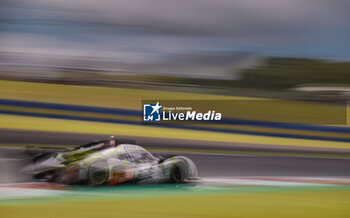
[24,137,199,186]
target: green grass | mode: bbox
[1,185,349,218]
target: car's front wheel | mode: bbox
[171,163,186,182]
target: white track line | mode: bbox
[154,151,350,160]
[200,176,350,186]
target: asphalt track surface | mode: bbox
[0,129,350,184]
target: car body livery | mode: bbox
[26,137,199,186]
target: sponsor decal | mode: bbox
[66,165,80,182]
[108,167,134,185]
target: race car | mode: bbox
[24,136,199,186]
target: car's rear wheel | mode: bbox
[88,160,109,186]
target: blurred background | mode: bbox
[0,0,350,99]
[0,1,350,218]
